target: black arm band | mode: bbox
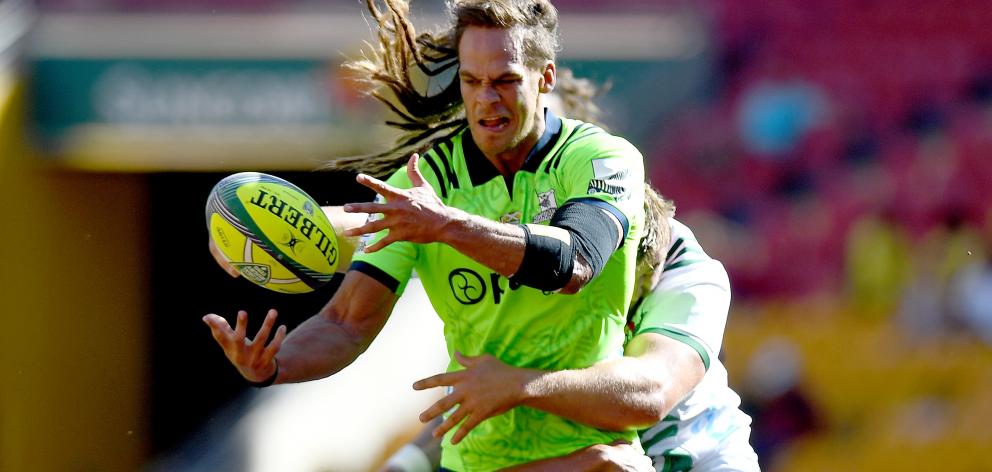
[510,224,576,291]
[248,358,279,388]
[549,200,622,279]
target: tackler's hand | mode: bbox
[413,352,533,445]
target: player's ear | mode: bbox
[539,62,556,93]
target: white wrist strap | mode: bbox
[384,444,432,472]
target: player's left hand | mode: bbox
[413,352,535,445]
[587,441,655,472]
[343,153,459,253]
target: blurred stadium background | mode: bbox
[2,0,991,470]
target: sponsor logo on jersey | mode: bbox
[588,158,632,200]
[531,189,558,223]
[448,268,487,304]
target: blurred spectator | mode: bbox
[894,233,950,342]
[901,94,945,137]
[736,79,828,158]
[739,337,821,471]
[896,132,963,237]
[755,171,842,297]
[896,209,985,341]
[945,224,992,344]
[680,209,771,299]
[843,209,914,318]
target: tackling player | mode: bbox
[381,189,760,471]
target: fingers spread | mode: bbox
[203,314,234,345]
[419,393,459,423]
[250,309,279,357]
[343,218,388,238]
[413,372,456,391]
[435,406,469,439]
[406,153,426,187]
[356,174,398,198]
[361,235,397,254]
[451,414,484,445]
[234,310,248,340]
[261,325,287,363]
[202,313,231,331]
[342,202,389,216]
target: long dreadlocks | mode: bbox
[333,0,672,274]
[327,0,604,176]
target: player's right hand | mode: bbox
[203,309,287,384]
[343,153,456,253]
[208,238,241,278]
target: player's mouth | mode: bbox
[478,116,510,132]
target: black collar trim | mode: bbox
[463,108,563,187]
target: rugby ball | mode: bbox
[206,172,340,294]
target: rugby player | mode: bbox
[203,1,649,469]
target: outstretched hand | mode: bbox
[413,352,534,445]
[343,153,459,253]
[202,308,286,384]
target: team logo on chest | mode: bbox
[532,190,558,223]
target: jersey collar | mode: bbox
[463,108,563,187]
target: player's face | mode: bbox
[458,26,554,167]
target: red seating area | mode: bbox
[648,0,992,300]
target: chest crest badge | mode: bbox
[532,190,558,223]
[500,211,522,224]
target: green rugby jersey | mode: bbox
[352,109,645,471]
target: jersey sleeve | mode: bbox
[553,126,645,243]
[349,154,449,295]
[630,249,731,372]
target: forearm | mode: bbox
[522,333,705,431]
[439,209,594,291]
[272,313,367,383]
[438,208,526,277]
[521,357,668,431]
[274,271,397,384]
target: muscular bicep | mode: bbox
[321,269,400,350]
[273,268,401,383]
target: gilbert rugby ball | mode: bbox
[205,172,340,293]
